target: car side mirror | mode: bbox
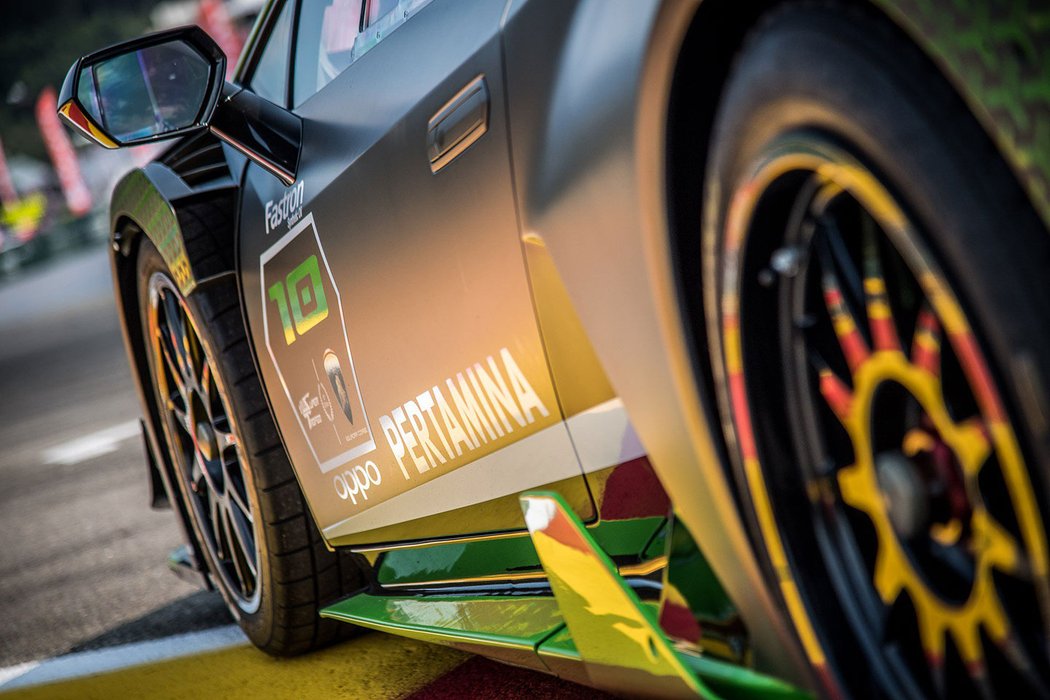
[58,26,225,149]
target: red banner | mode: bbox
[0,137,18,208]
[198,0,244,79]
[35,87,92,217]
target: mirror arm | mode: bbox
[209,83,301,186]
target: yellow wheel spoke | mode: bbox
[818,369,853,423]
[862,224,901,352]
[971,508,1022,576]
[911,304,942,378]
[916,605,947,666]
[817,235,871,374]
[811,352,853,423]
[873,543,905,605]
[902,427,936,458]
[837,462,875,510]
[953,417,992,478]
[201,362,212,398]
[930,518,963,547]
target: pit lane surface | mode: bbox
[0,247,608,698]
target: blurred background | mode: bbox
[0,0,263,672]
[0,0,262,269]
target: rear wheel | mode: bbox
[702,5,1050,697]
[137,214,365,655]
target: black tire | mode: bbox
[702,4,1050,698]
[137,202,366,656]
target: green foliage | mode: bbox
[0,0,157,160]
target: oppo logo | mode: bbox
[333,461,381,504]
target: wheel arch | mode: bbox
[108,154,244,585]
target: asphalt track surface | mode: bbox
[0,246,609,698]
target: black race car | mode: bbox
[60,1,1050,696]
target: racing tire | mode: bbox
[702,4,1050,698]
[136,205,366,656]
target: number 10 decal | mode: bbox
[260,213,376,472]
[267,255,329,345]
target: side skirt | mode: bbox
[321,493,807,699]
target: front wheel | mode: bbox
[137,214,365,655]
[702,5,1050,697]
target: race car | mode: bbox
[58,1,1050,697]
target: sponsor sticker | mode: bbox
[377,348,550,480]
[260,213,376,472]
[333,460,381,504]
[264,180,305,234]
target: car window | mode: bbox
[366,0,398,25]
[250,0,295,106]
[292,0,433,108]
[293,0,364,107]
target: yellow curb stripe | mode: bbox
[1,633,466,700]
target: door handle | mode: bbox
[427,75,489,173]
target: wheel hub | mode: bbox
[874,450,926,541]
[902,421,973,548]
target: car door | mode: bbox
[239,0,595,546]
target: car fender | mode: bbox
[108,155,244,586]
[110,162,241,295]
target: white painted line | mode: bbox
[0,625,247,690]
[0,661,39,686]
[41,420,141,466]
